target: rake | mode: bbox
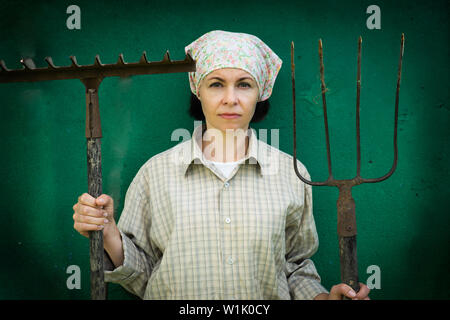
[291,34,405,296]
[0,50,196,299]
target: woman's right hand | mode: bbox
[73,193,117,239]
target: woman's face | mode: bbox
[197,68,259,133]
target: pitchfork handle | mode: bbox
[337,188,360,297]
[339,236,360,298]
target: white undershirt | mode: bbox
[206,159,244,179]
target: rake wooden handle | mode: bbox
[87,137,106,300]
[84,78,106,300]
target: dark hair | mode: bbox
[188,93,270,123]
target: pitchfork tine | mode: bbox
[360,33,404,183]
[356,36,362,178]
[292,41,327,186]
[292,41,309,185]
[319,39,333,180]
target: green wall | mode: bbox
[0,0,448,300]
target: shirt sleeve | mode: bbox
[104,164,157,299]
[284,162,329,300]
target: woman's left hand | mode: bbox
[315,283,371,300]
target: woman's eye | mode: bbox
[210,82,222,87]
[238,82,251,88]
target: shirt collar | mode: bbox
[179,124,270,176]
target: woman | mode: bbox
[72,30,370,300]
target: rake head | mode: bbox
[0,51,195,83]
[291,34,405,292]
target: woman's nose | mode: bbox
[223,87,238,105]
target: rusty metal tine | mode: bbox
[45,57,56,69]
[318,39,333,181]
[360,33,404,183]
[21,58,36,70]
[291,41,313,185]
[0,60,9,71]
[117,54,126,65]
[70,56,79,67]
[94,55,103,66]
[356,36,362,178]
[184,52,194,64]
[139,51,148,64]
[163,50,171,62]
[292,41,328,186]
[292,42,303,183]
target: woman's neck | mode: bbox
[201,125,250,163]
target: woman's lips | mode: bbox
[219,113,241,119]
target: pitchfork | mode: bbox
[291,34,405,295]
[0,50,196,299]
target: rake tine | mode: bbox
[163,50,171,62]
[184,52,194,63]
[0,60,9,72]
[70,56,79,68]
[139,51,148,64]
[20,58,36,70]
[45,56,56,69]
[356,36,362,178]
[117,53,126,65]
[318,39,334,181]
[94,55,103,66]
[361,33,404,183]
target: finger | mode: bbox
[73,213,108,226]
[78,193,97,208]
[329,284,357,300]
[76,205,106,218]
[74,222,105,232]
[355,283,371,300]
[96,194,113,208]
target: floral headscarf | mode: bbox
[185,30,283,101]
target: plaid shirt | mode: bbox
[104,124,328,300]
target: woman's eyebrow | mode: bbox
[207,76,254,82]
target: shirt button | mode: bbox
[227,257,234,265]
[224,182,230,188]
[224,217,231,224]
